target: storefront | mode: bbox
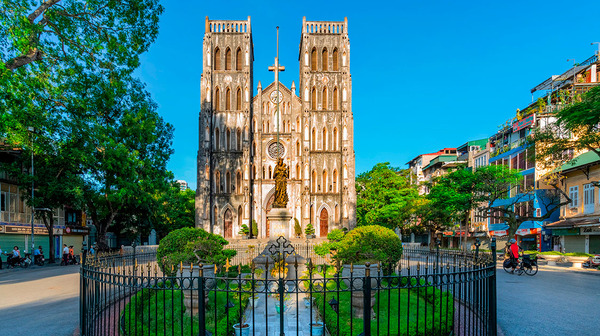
[0,223,89,259]
[516,227,540,251]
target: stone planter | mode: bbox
[233,323,250,336]
[306,234,316,239]
[308,321,324,336]
[178,264,215,315]
[341,263,379,318]
[567,256,589,268]
[541,254,564,265]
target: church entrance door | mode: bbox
[319,208,328,237]
[224,209,232,238]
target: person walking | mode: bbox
[62,244,69,265]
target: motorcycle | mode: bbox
[582,255,600,269]
[7,253,32,268]
[34,254,45,266]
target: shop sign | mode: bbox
[581,226,600,235]
[4,225,48,235]
[490,230,507,237]
[65,226,90,235]
[517,227,541,236]
[473,232,487,237]
[513,114,535,132]
[443,231,454,237]
[53,228,63,235]
[552,228,580,236]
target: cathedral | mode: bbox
[196,16,356,239]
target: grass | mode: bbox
[309,276,454,336]
[121,280,249,336]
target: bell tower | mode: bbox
[298,17,356,232]
[197,17,254,238]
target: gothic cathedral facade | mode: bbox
[197,17,356,239]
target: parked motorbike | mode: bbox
[582,255,600,269]
[34,254,45,266]
[7,253,32,268]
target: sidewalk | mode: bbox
[497,259,600,276]
[0,259,75,274]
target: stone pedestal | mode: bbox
[267,208,292,238]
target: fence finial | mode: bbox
[198,263,204,277]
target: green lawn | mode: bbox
[311,277,454,336]
[121,280,249,336]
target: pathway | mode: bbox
[245,288,323,336]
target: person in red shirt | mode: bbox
[507,238,522,272]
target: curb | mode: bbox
[495,260,600,276]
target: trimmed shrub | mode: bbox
[157,227,236,276]
[251,219,258,237]
[335,225,403,266]
[294,218,302,237]
[305,223,315,236]
[314,228,346,256]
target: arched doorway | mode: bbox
[224,209,232,238]
[319,208,328,237]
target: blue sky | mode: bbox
[136,0,600,190]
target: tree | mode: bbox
[153,183,196,239]
[0,1,165,252]
[71,73,174,250]
[535,86,600,171]
[356,163,422,230]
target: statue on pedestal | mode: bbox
[273,158,289,208]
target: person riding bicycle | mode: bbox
[507,238,522,272]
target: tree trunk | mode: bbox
[95,223,109,251]
[42,214,56,263]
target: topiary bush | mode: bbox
[251,219,258,237]
[157,227,236,276]
[305,223,315,236]
[335,225,402,266]
[294,218,302,237]
[314,228,346,256]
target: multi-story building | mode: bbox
[176,180,189,191]
[0,145,88,259]
[196,17,356,240]
[544,151,600,254]
[407,148,457,195]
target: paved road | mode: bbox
[0,265,80,336]
[497,265,600,336]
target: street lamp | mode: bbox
[591,42,600,56]
[27,127,34,254]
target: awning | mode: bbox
[544,216,600,229]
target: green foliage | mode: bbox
[356,163,422,229]
[157,227,236,276]
[122,285,249,336]
[251,219,258,237]
[314,228,346,256]
[152,184,195,239]
[239,224,250,236]
[334,225,403,265]
[294,218,302,237]
[305,223,315,236]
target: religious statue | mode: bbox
[273,158,289,208]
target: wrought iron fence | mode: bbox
[80,238,498,336]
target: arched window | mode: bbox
[267,121,270,133]
[311,87,317,110]
[322,127,327,151]
[236,48,242,71]
[333,87,338,110]
[214,206,218,227]
[237,128,242,150]
[215,87,220,110]
[333,48,339,71]
[296,140,300,157]
[311,48,317,71]
[238,206,243,230]
[252,141,256,156]
[214,48,221,70]
[215,171,221,193]
[205,127,210,141]
[296,163,301,179]
[262,166,265,179]
[253,165,256,179]
[311,128,316,150]
[333,128,338,150]
[236,171,241,194]
[312,170,317,192]
[215,128,220,150]
[236,88,242,110]
[296,117,300,132]
[322,87,327,110]
[226,171,231,193]
[335,204,339,223]
[322,170,327,192]
[226,128,230,151]
[268,166,272,179]
[225,48,231,70]
[205,164,209,180]
[226,87,231,110]
[322,48,328,71]
[343,164,348,179]
[333,169,338,192]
